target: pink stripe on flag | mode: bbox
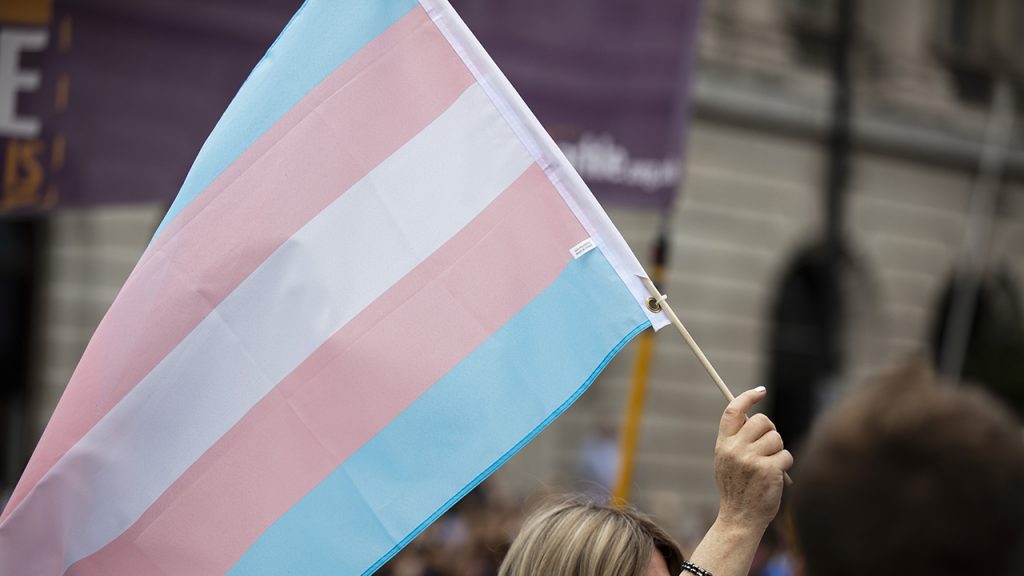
[66,166,583,575]
[2,6,473,523]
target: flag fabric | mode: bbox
[0,1,669,574]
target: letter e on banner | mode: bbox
[0,28,50,138]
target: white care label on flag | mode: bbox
[570,238,597,259]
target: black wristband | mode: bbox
[680,560,713,576]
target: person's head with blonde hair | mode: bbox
[498,500,684,576]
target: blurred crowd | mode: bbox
[377,481,518,576]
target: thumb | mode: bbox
[719,386,767,437]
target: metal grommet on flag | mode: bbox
[646,292,667,313]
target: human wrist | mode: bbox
[707,514,767,548]
[687,515,767,576]
[714,505,773,537]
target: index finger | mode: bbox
[719,386,767,437]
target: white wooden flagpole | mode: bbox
[640,277,734,402]
[640,276,794,485]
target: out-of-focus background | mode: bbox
[2,1,1022,575]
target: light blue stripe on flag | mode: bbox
[154,0,420,238]
[227,250,650,576]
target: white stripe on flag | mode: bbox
[0,83,534,574]
[419,0,670,331]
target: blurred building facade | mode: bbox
[499,0,1024,537]
[9,0,1024,541]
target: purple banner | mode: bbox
[0,0,300,216]
[1,0,698,215]
[455,0,700,208]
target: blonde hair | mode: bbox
[498,501,683,576]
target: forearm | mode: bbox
[684,516,766,576]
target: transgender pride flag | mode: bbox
[0,1,669,574]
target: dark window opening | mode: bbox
[930,270,1024,421]
[786,0,838,69]
[766,245,842,454]
[0,221,40,497]
[935,0,1003,107]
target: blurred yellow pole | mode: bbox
[612,234,667,506]
[611,317,656,505]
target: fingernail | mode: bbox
[753,386,766,393]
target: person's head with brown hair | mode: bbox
[792,362,1024,576]
[498,500,684,576]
